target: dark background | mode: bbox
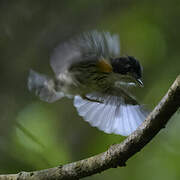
[0,0,180,179]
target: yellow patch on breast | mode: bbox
[97,59,113,73]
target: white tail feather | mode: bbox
[74,95,147,136]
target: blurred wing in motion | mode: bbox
[74,93,148,136]
[50,31,120,77]
[28,70,64,103]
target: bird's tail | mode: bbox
[28,69,64,103]
[74,94,148,136]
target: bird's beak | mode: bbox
[136,78,144,87]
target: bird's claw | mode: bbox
[82,95,104,103]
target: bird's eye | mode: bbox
[125,64,131,69]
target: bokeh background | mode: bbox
[0,0,180,179]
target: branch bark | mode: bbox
[1,75,180,180]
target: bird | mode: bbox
[28,30,148,136]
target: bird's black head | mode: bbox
[111,56,143,86]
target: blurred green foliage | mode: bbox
[0,0,179,179]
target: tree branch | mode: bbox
[0,75,180,180]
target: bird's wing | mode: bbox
[50,31,120,77]
[73,91,148,136]
[28,70,64,103]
